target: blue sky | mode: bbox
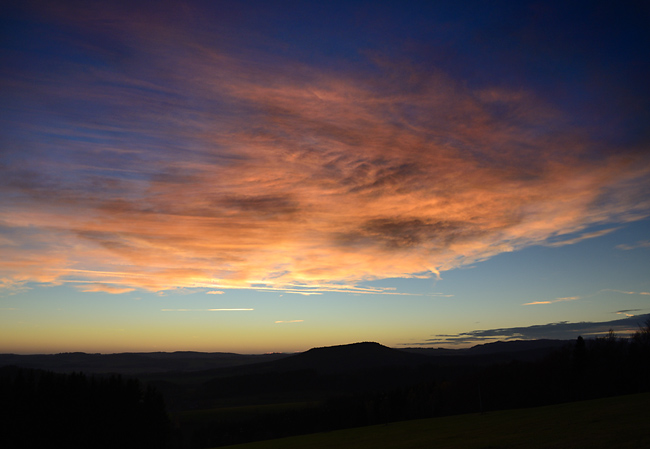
[1,0,649,353]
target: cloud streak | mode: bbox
[545,228,620,247]
[77,284,136,294]
[161,309,254,312]
[600,289,650,296]
[616,240,650,250]
[523,296,581,306]
[1,3,649,295]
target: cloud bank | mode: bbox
[411,313,650,346]
[1,3,649,295]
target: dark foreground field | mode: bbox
[218,392,650,449]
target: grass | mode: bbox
[216,392,650,449]
[175,401,318,426]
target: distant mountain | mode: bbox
[190,342,438,409]
[266,341,433,374]
[187,340,575,409]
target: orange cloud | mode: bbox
[76,284,135,294]
[1,8,649,295]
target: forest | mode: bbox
[0,368,170,449]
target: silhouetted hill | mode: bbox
[190,343,437,409]
[269,342,433,374]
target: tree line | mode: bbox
[0,367,171,449]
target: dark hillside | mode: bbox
[401,339,571,364]
[174,327,650,447]
[142,341,577,410]
[269,342,433,374]
[168,341,433,381]
[188,342,438,410]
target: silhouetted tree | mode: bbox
[0,367,170,449]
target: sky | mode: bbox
[1,0,649,354]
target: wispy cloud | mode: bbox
[614,308,650,317]
[206,291,224,295]
[615,309,645,314]
[284,292,322,296]
[523,296,581,306]
[161,309,254,312]
[600,289,650,296]
[545,228,620,247]
[274,320,304,324]
[1,3,649,295]
[523,289,650,306]
[616,240,650,250]
[76,284,135,294]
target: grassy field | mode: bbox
[217,392,650,449]
[175,401,318,426]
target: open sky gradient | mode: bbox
[1,0,649,353]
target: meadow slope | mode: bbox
[218,392,650,449]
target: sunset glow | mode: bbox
[1,1,649,353]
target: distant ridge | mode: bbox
[0,340,574,375]
[0,351,290,374]
[267,341,432,374]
